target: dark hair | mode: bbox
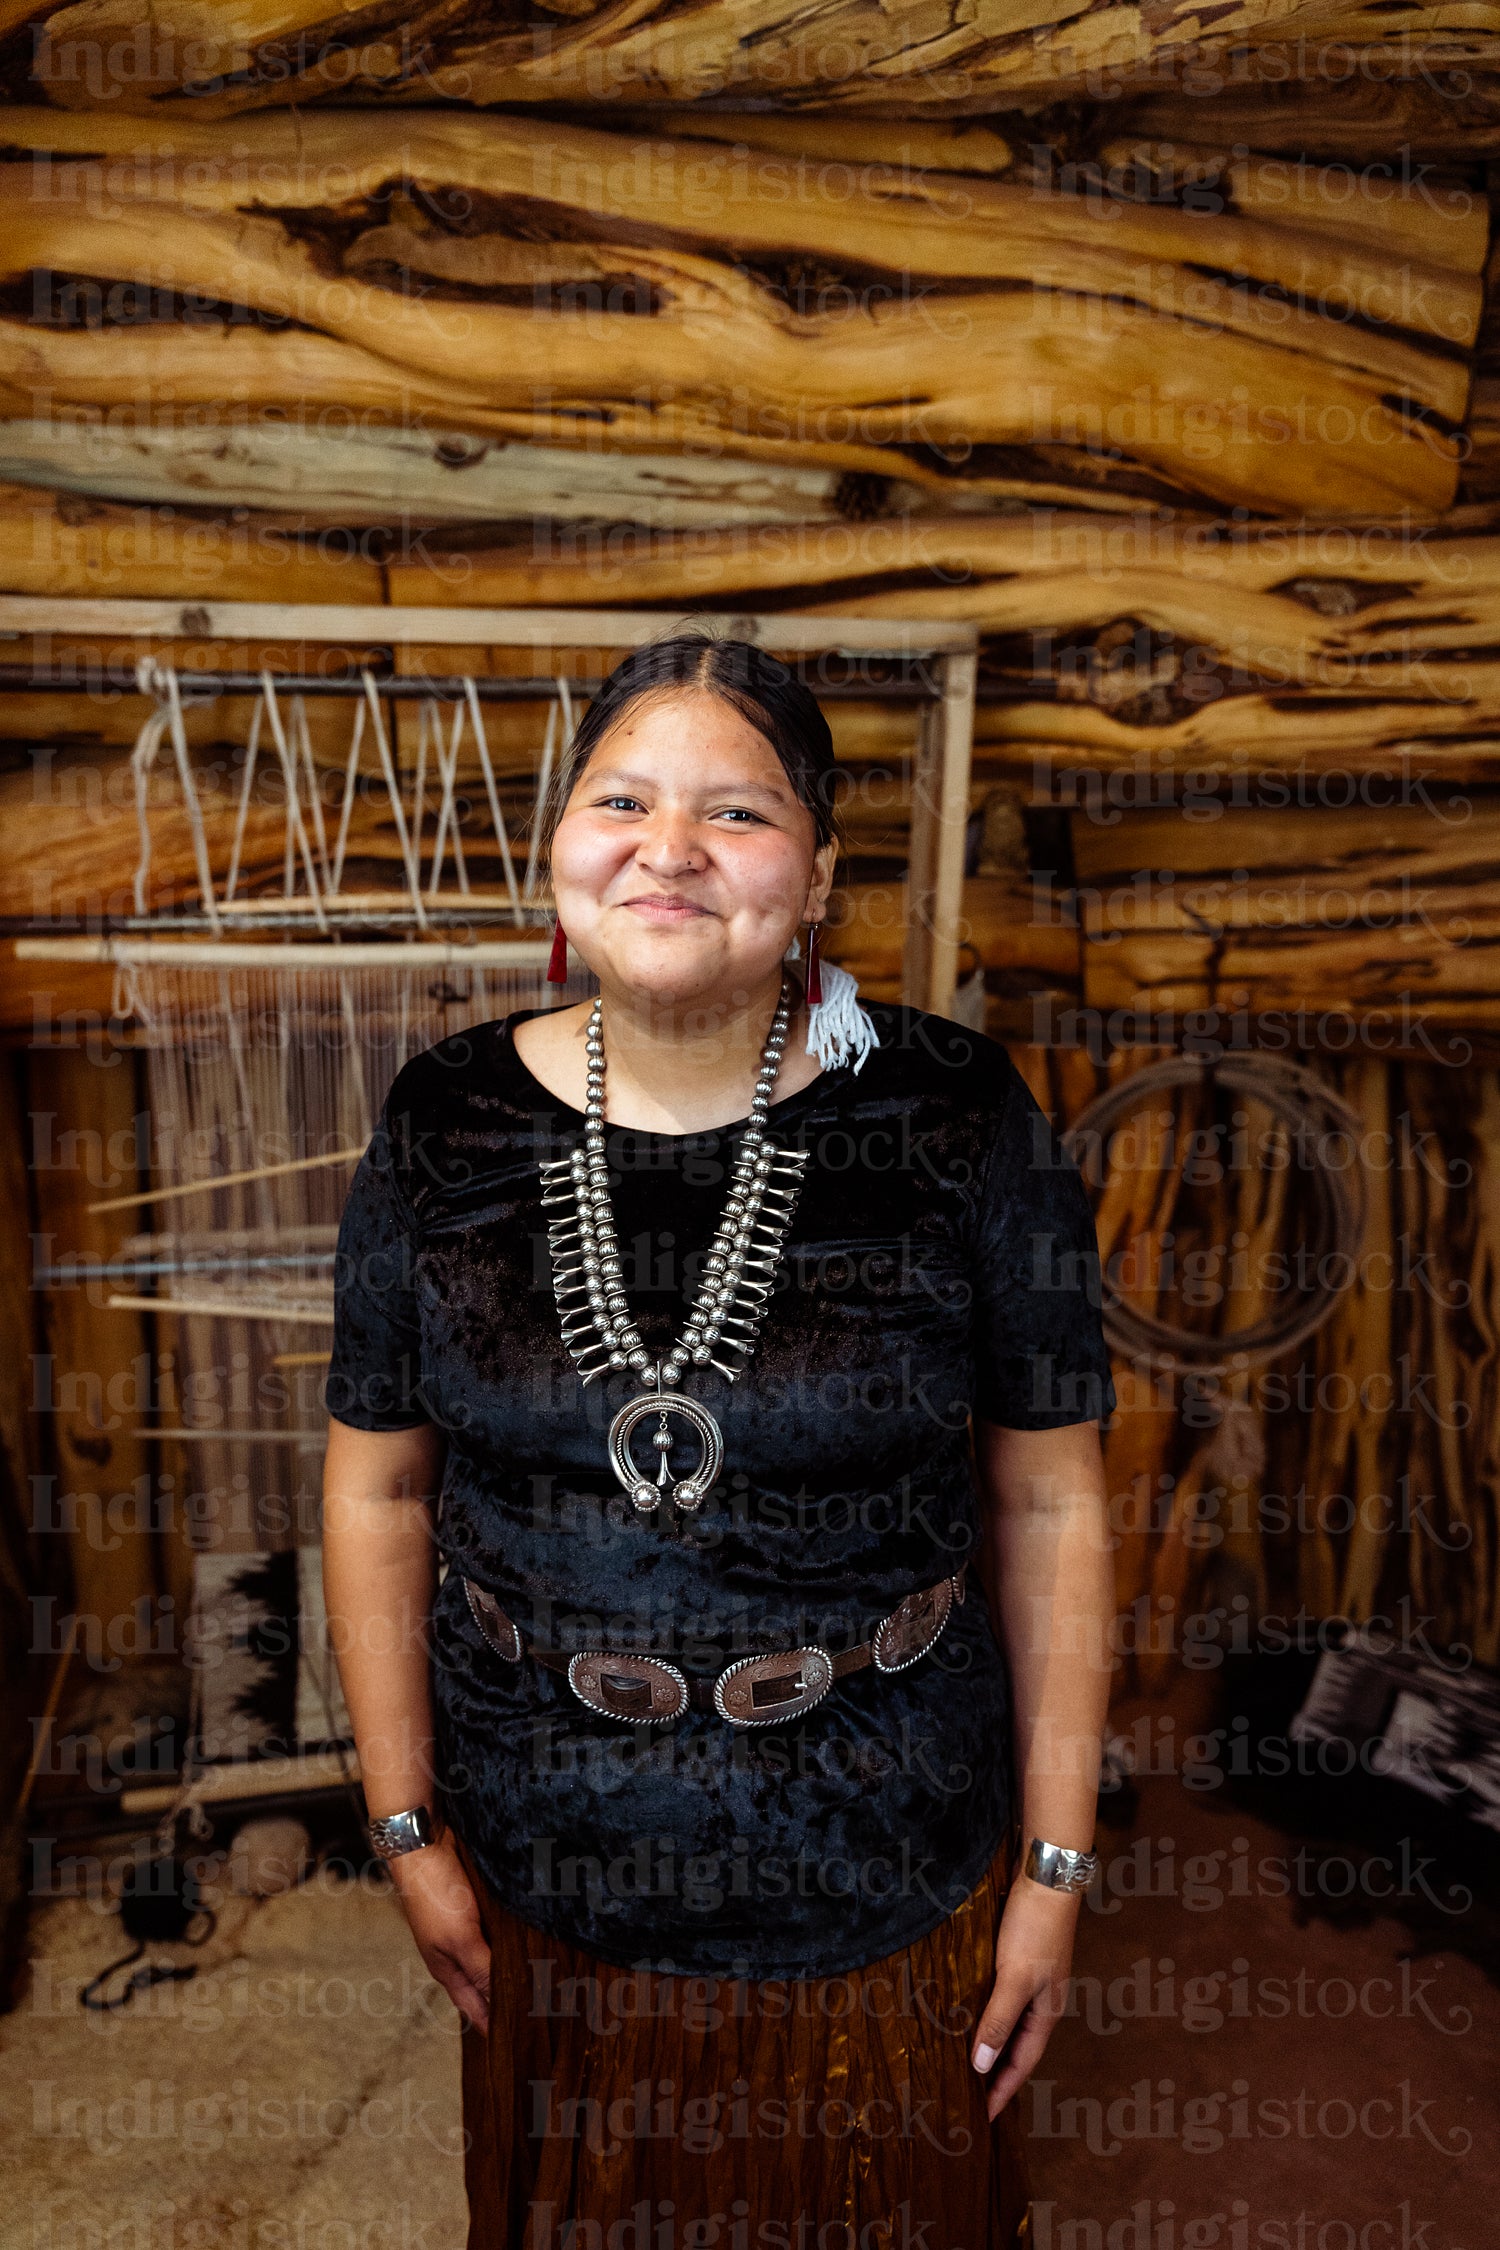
[542,635,839,856]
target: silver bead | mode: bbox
[661,1364,682,1385]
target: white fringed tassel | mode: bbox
[806,957,880,1074]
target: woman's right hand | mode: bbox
[388,1834,492,2031]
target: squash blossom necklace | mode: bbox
[539,975,810,1514]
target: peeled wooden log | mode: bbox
[0,326,1210,515]
[1074,799,1500,934]
[28,0,1484,117]
[1082,923,1500,1031]
[384,512,1500,688]
[0,108,1478,517]
[1113,77,1500,162]
[833,874,1080,989]
[384,513,1500,783]
[387,507,1500,601]
[0,239,1455,520]
[9,489,1499,781]
[0,480,384,603]
[609,112,1017,176]
[1092,141,1490,270]
[1,110,1478,362]
[975,698,1500,790]
[1072,800,1500,1028]
[0,416,926,530]
[0,319,916,490]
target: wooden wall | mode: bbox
[1,17,1496,1694]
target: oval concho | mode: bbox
[713,1647,834,1727]
[608,1392,724,1513]
[465,1578,523,1663]
[567,1650,689,1724]
[871,1576,954,1673]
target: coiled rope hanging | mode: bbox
[1063,1052,1367,1374]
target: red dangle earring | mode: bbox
[547,920,569,984]
[804,918,823,1007]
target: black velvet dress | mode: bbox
[328,1001,1115,1980]
[327,1002,1115,2244]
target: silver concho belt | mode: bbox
[463,1563,968,1728]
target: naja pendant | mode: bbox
[608,1391,725,1514]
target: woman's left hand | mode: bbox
[970,1879,1081,2118]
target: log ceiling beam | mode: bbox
[0,108,1481,521]
[14,0,1498,116]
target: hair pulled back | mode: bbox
[543,635,839,856]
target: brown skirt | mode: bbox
[460,1844,1031,2250]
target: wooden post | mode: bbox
[903,649,977,1019]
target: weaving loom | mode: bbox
[15,599,979,1813]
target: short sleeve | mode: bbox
[970,1068,1117,1430]
[324,1117,430,1431]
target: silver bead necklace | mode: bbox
[539,975,810,1515]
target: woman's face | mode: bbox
[549,689,835,1014]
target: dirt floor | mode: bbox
[1031,1766,1494,2249]
[1,1768,1492,2250]
[0,1860,469,2250]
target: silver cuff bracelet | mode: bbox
[367,1805,442,1860]
[1023,1837,1099,1894]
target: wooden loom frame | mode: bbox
[1,596,980,1018]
